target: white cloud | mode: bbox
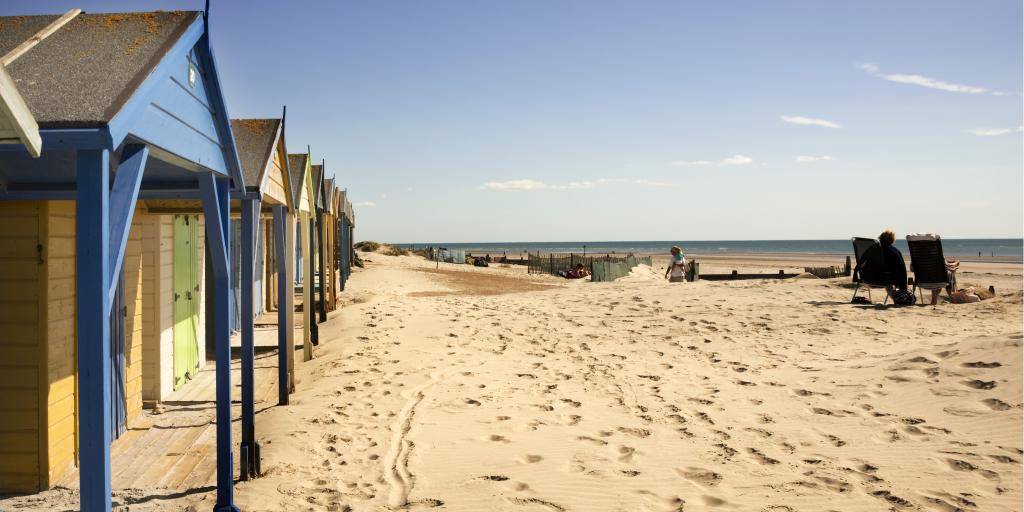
[860,62,988,94]
[795,155,834,162]
[597,178,628,184]
[991,91,1009,97]
[670,160,714,167]
[634,179,674,188]
[406,186,414,192]
[550,181,597,190]
[858,62,879,74]
[353,201,376,207]
[967,127,1014,137]
[719,154,754,166]
[481,179,548,191]
[380,193,388,199]
[879,73,986,94]
[670,155,754,167]
[780,115,841,129]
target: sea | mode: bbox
[399,239,1024,259]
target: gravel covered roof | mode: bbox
[287,153,308,206]
[0,11,199,127]
[231,118,280,190]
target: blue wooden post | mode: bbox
[199,174,239,512]
[239,197,260,479]
[272,205,289,405]
[316,210,327,323]
[76,149,112,512]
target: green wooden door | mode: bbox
[173,215,200,388]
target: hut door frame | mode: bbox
[109,265,128,439]
[173,215,200,389]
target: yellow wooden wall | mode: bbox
[123,212,145,424]
[0,202,43,492]
[0,201,152,492]
[42,201,77,488]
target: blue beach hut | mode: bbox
[0,8,260,511]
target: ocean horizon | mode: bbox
[398,239,1024,258]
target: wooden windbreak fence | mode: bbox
[527,252,653,281]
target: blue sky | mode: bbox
[5,1,1022,242]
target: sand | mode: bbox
[3,252,1021,511]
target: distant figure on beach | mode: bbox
[665,246,687,282]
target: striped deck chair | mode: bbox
[906,234,956,303]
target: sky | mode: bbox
[3,1,1022,242]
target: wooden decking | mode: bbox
[58,351,283,492]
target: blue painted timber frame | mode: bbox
[75,148,112,511]
[273,205,290,406]
[239,196,260,480]
[198,173,239,512]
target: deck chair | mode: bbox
[851,237,890,304]
[906,234,955,303]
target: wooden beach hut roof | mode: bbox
[0,11,200,128]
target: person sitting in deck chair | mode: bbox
[876,230,915,304]
[665,246,687,282]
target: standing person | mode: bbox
[665,246,687,282]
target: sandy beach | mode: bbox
[4,250,1021,511]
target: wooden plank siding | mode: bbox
[0,201,212,492]
[42,201,77,488]
[0,202,42,492]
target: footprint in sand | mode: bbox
[962,361,1002,368]
[617,446,636,463]
[675,467,723,487]
[747,447,781,465]
[964,380,997,390]
[519,454,544,464]
[981,398,1013,411]
[577,436,609,446]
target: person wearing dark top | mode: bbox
[879,230,908,292]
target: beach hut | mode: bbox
[0,9,249,511]
[337,189,355,289]
[288,151,316,360]
[311,163,328,324]
[323,178,338,311]
[228,115,298,474]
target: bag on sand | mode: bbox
[893,290,916,306]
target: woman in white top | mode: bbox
[665,246,687,282]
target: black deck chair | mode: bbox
[906,234,952,303]
[851,237,891,303]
